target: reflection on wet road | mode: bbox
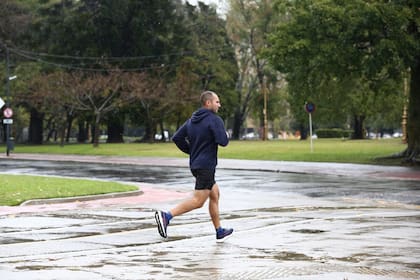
[0,160,419,280]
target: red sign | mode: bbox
[3,107,13,118]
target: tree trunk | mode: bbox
[405,58,420,163]
[139,102,155,142]
[232,110,243,140]
[45,117,54,142]
[143,120,157,142]
[65,113,74,143]
[77,120,88,143]
[299,123,308,140]
[28,108,44,144]
[92,113,101,147]
[352,114,365,139]
[106,114,124,143]
[59,124,66,147]
[158,120,166,142]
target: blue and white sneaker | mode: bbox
[155,211,170,238]
[216,227,233,241]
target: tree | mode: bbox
[125,70,172,142]
[70,70,133,147]
[180,1,238,124]
[10,62,46,144]
[4,0,238,145]
[266,0,420,163]
[0,0,32,45]
[170,57,202,128]
[30,71,78,146]
[0,1,33,143]
[227,0,284,140]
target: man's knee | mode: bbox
[192,197,206,209]
[192,191,210,208]
[209,184,220,201]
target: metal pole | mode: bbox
[263,81,268,141]
[309,112,313,152]
[5,46,11,156]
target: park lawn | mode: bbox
[220,138,405,164]
[0,174,138,206]
[13,138,406,164]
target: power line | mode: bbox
[9,48,171,72]
[8,44,233,61]
[7,44,234,72]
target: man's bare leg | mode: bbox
[170,189,210,217]
[209,184,221,229]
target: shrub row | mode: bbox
[316,128,353,138]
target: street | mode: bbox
[0,158,419,279]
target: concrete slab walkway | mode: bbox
[0,153,419,280]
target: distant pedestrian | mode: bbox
[155,90,233,241]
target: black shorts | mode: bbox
[191,169,216,190]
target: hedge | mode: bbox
[316,128,353,138]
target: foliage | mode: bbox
[1,0,238,146]
[316,128,352,139]
[2,0,416,164]
[265,0,420,163]
[0,0,32,44]
[226,0,285,140]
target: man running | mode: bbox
[155,90,233,241]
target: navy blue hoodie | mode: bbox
[172,108,229,170]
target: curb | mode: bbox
[20,189,144,206]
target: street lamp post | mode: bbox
[401,69,410,144]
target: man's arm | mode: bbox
[213,116,229,147]
[172,122,190,154]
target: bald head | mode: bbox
[200,91,221,113]
[200,91,216,106]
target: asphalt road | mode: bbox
[0,156,419,279]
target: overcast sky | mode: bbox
[185,0,228,15]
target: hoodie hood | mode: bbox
[191,108,212,124]
[172,106,229,169]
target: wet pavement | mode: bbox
[0,154,419,279]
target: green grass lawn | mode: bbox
[0,138,406,206]
[0,174,137,206]
[220,138,405,164]
[13,138,405,164]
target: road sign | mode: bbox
[3,119,13,124]
[305,102,316,113]
[3,107,13,118]
[0,97,4,109]
[304,102,315,153]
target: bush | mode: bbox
[316,128,352,138]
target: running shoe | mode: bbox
[216,227,233,240]
[155,210,170,238]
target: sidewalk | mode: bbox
[1,153,419,280]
